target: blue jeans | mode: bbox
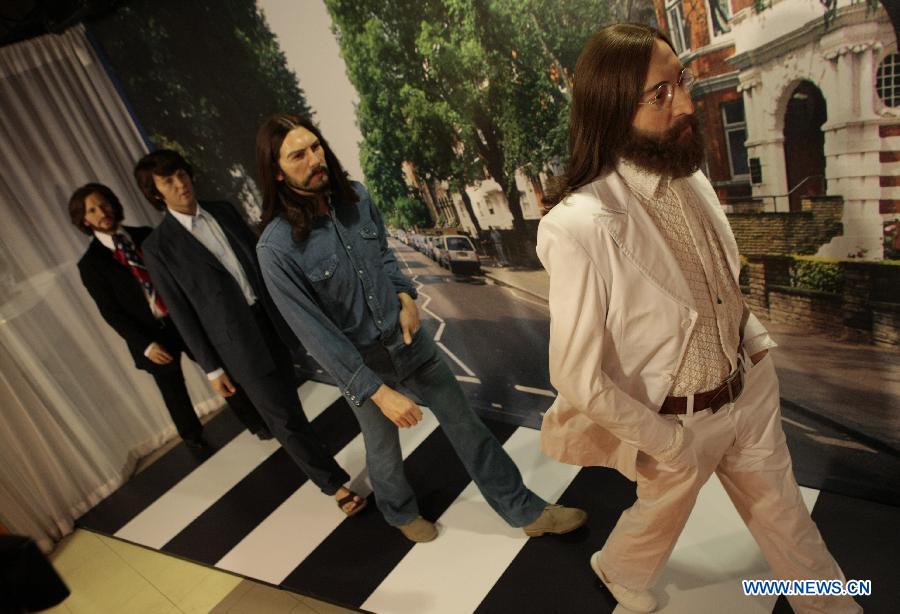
[350,329,546,526]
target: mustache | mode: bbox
[661,116,694,142]
[304,165,328,182]
[619,114,705,178]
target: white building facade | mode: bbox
[730,0,898,259]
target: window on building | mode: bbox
[486,191,504,215]
[666,0,689,54]
[721,99,749,179]
[876,53,899,108]
[707,0,731,36]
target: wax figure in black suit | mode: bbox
[69,183,209,447]
[135,150,365,515]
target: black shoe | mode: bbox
[255,427,274,440]
[184,436,209,450]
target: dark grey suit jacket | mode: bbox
[142,201,293,384]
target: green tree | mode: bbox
[327,0,614,263]
[88,0,312,218]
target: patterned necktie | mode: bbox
[112,232,168,317]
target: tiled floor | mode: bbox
[45,406,357,614]
[46,529,355,613]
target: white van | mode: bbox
[436,235,481,275]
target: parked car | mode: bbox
[424,235,438,260]
[410,233,425,252]
[437,235,481,275]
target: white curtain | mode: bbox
[0,24,220,552]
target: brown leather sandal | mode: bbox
[337,491,368,517]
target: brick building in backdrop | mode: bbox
[655,0,898,259]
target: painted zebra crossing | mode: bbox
[77,381,891,613]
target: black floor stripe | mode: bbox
[781,418,900,508]
[803,490,900,613]
[162,398,360,564]
[477,466,637,614]
[280,420,518,608]
[75,408,245,534]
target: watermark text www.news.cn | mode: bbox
[742,579,871,597]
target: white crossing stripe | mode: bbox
[116,430,281,548]
[363,427,581,614]
[615,475,819,613]
[298,380,342,420]
[216,391,440,584]
[114,382,339,549]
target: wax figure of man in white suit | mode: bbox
[537,23,860,614]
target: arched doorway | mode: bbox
[783,81,827,212]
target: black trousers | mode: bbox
[228,305,349,494]
[140,318,203,442]
[141,317,268,440]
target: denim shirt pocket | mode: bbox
[306,254,339,282]
[357,221,380,261]
[359,222,378,240]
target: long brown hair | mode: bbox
[256,114,358,242]
[544,23,673,209]
[68,183,125,235]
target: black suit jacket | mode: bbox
[142,201,295,384]
[78,225,180,371]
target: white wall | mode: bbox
[257,0,364,182]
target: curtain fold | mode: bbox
[0,24,220,552]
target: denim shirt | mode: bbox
[257,182,421,407]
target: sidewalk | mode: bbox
[482,264,900,451]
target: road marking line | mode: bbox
[507,288,549,309]
[781,416,816,432]
[399,247,481,379]
[514,385,556,398]
[491,403,503,409]
[806,434,878,453]
[455,375,482,384]
[437,341,476,377]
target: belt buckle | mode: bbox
[710,369,740,414]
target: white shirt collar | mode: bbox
[94,227,127,251]
[168,202,204,232]
[615,159,672,201]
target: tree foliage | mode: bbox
[325,0,621,234]
[88,0,311,216]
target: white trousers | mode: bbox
[597,353,862,614]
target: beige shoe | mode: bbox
[590,551,657,613]
[522,504,587,537]
[397,516,438,542]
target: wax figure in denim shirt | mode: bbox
[136,150,365,517]
[537,23,860,613]
[70,183,207,450]
[254,113,587,543]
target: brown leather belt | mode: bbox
[659,365,745,415]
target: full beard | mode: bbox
[620,114,706,178]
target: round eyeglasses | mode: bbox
[637,67,696,110]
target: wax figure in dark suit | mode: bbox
[69,183,206,447]
[135,150,365,516]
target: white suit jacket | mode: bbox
[536,168,773,481]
